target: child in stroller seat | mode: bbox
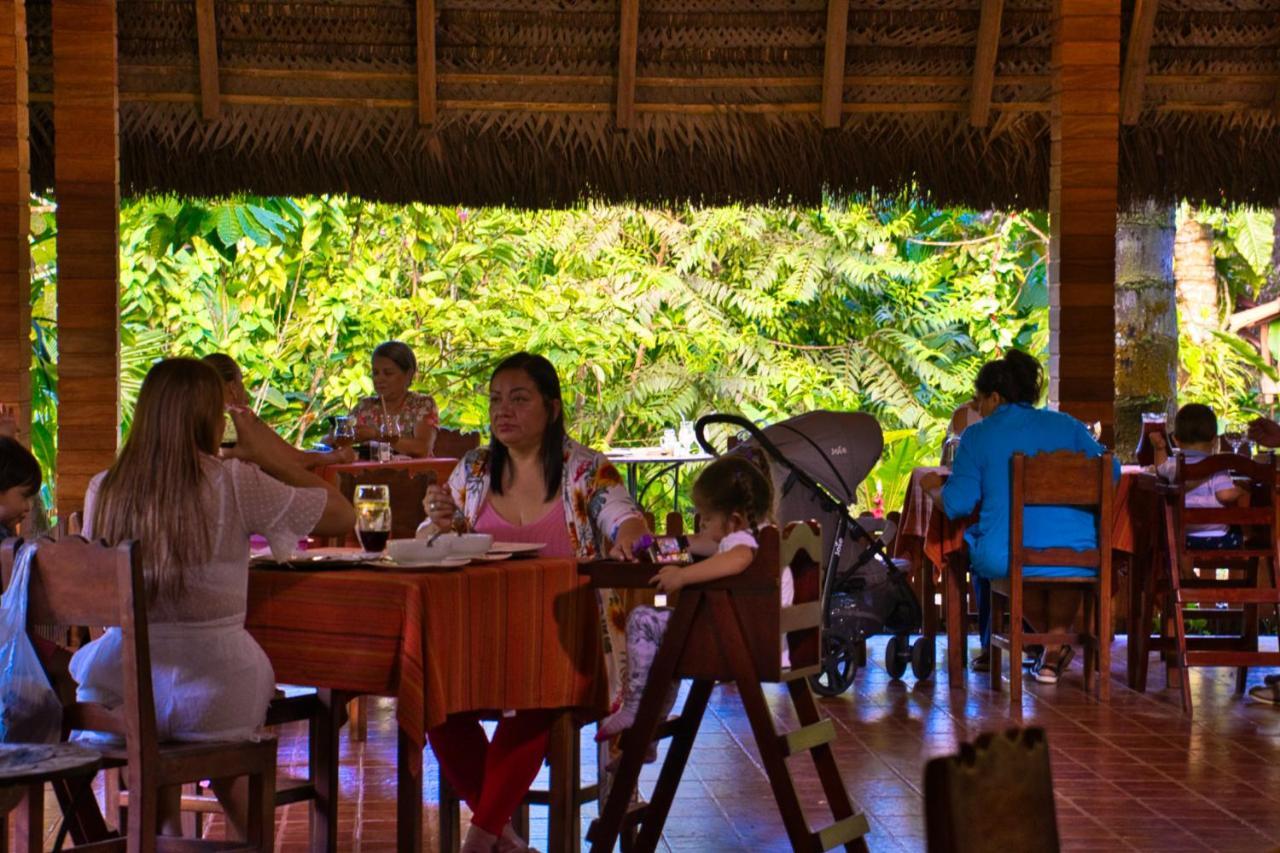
[597,455,788,745]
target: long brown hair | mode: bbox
[93,358,223,603]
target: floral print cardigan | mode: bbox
[424,437,647,712]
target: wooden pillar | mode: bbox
[53,0,119,512]
[1048,0,1121,435]
[0,0,29,437]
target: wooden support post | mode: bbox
[1119,0,1158,125]
[195,0,219,121]
[415,0,436,127]
[616,0,639,129]
[1048,0,1121,434]
[53,0,120,513]
[820,0,849,129]
[0,0,29,438]
[969,0,1004,127]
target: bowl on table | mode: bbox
[446,533,494,557]
[386,537,454,563]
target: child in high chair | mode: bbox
[1151,403,1245,550]
[597,454,777,741]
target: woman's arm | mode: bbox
[230,408,355,537]
[940,435,982,518]
[652,544,754,593]
[391,416,438,458]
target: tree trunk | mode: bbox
[1114,202,1178,460]
[1174,213,1218,345]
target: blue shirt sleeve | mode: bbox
[941,429,982,518]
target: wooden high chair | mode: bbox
[583,523,869,853]
[1146,452,1280,714]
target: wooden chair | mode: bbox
[434,428,481,460]
[924,727,1059,853]
[989,451,1114,709]
[1143,452,1280,713]
[584,523,869,853]
[1,536,278,852]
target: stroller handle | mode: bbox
[693,413,761,457]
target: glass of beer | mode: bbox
[354,484,391,553]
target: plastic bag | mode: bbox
[0,543,62,743]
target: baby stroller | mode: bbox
[695,412,932,697]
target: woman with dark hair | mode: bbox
[920,349,1118,684]
[418,352,648,853]
[345,340,440,457]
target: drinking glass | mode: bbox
[332,416,355,449]
[1088,421,1103,442]
[354,484,391,553]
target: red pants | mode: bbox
[428,710,553,835]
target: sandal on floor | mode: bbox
[970,651,990,673]
[1033,645,1074,685]
[1248,680,1280,705]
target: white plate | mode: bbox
[489,542,546,555]
[480,551,513,562]
[379,556,471,571]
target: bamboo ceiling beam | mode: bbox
[1120,0,1158,125]
[616,0,639,129]
[415,0,436,127]
[195,0,219,120]
[968,0,1003,127]
[820,0,849,129]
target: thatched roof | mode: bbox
[24,0,1280,208]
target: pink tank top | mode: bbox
[474,500,576,559]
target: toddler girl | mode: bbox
[1152,403,1244,549]
[597,454,774,740]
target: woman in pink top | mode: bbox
[420,352,648,853]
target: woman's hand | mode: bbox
[918,472,944,492]
[354,423,379,444]
[1149,431,1167,452]
[1248,418,1280,449]
[608,516,650,561]
[651,564,685,594]
[424,484,461,531]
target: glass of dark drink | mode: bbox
[332,416,356,449]
[354,484,391,553]
[1134,412,1168,466]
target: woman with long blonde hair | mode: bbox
[70,358,354,837]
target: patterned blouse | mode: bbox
[349,391,440,432]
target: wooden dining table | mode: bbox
[246,553,607,852]
[892,465,1163,688]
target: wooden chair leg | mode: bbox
[706,592,816,851]
[1009,586,1022,713]
[631,680,713,853]
[1082,590,1095,694]
[438,768,461,853]
[1099,585,1112,702]
[547,711,579,853]
[788,679,867,853]
[12,784,42,853]
[349,696,368,742]
[988,589,1002,693]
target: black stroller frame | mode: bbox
[696,413,933,695]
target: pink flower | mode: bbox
[457,208,469,222]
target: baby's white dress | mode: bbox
[70,457,326,741]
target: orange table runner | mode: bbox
[246,557,606,752]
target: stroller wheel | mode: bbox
[811,634,858,697]
[884,634,909,680]
[910,636,936,681]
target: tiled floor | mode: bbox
[37,635,1280,851]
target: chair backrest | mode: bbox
[675,522,822,682]
[0,537,159,774]
[434,428,481,459]
[1167,452,1277,545]
[1009,450,1114,577]
[924,727,1060,853]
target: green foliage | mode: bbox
[32,194,1053,515]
